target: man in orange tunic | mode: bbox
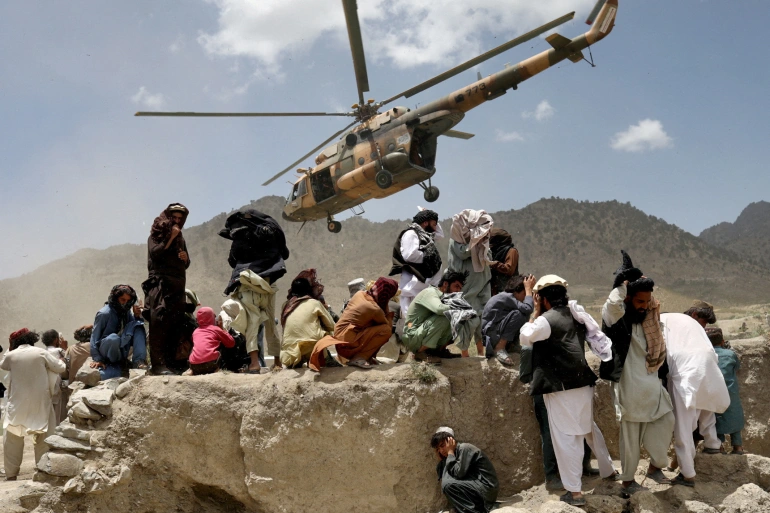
[309,277,399,371]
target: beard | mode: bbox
[625,307,647,324]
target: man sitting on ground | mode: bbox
[90,284,148,379]
[431,426,499,513]
[481,274,535,366]
[280,271,336,369]
[309,277,399,371]
[402,271,476,364]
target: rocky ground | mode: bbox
[0,338,768,513]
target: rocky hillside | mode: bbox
[700,201,770,270]
[2,196,770,346]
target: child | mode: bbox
[188,307,235,375]
[707,327,745,455]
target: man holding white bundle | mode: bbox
[520,275,615,507]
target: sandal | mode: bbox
[414,351,442,365]
[559,491,586,507]
[621,481,648,496]
[603,470,620,481]
[645,469,672,485]
[731,449,745,455]
[672,473,695,487]
[703,448,722,454]
[495,349,515,367]
[347,359,372,369]
[367,357,381,366]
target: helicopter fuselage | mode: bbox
[283,0,617,224]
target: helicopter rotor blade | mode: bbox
[134,111,355,117]
[585,0,609,25]
[262,119,358,186]
[380,11,575,106]
[341,0,370,106]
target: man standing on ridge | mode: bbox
[143,203,190,376]
[390,208,444,317]
[219,209,290,372]
[600,251,674,494]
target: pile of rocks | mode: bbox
[33,365,142,495]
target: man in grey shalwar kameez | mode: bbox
[600,251,674,494]
[431,427,499,513]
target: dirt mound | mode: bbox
[11,339,770,513]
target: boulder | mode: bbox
[75,359,101,387]
[584,494,625,513]
[36,452,84,477]
[630,491,662,513]
[680,500,718,513]
[70,401,101,421]
[81,388,115,416]
[17,483,51,510]
[44,434,92,452]
[55,421,92,441]
[746,454,770,490]
[719,483,770,513]
[115,380,134,399]
[539,500,585,513]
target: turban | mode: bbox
[613,250,643,289]
[369,277,399,312]
[413,209,438,225]
[9,328,29,343]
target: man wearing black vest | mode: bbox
[520,275,615,507]
[389,209,444,317]
[600,251,674,494]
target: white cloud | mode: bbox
[197,0,596,73]
[610,119,673,152]
[130,86,167,109]
[522,100,555,121]
[495,130,524,142]
[169,35,185,54]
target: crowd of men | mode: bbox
[0,204,748,512]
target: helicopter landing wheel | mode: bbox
[375,170,393,189]
[424,186,440,202]
[327,220,342,233]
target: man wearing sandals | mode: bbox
[600,251,675,494]
[481,274,535,366]
[520,275,615,507]
[402,271,469,365]
[660,312,730,487]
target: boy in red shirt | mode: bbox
[189,307,235,375]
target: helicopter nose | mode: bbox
[282,211,291,221]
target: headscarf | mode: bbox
[280,269,325,327]
[73,325,94,343]
[413,209,438,225]
[150,203,189,244]
[489,228,514,263]
[450,209,493,273]
[107,284,137,329]
[368,277,399,312]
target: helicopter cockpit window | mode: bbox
[290,179,307,202]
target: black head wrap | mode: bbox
[150,203,189,244]
[612,250,644,289]
[413,209,438,225]
[107,284,137,327]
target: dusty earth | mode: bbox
[1,335,769,513]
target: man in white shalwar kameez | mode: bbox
[1,329,66,480]
[520,275,615,507]
[661,313,730,486]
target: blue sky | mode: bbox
[1,0,768,279]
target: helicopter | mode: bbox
[136,0,618,233]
